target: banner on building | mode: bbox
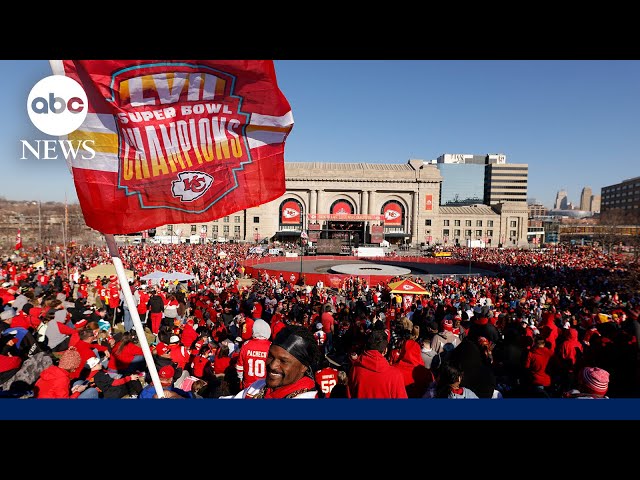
[331,201,353,215]
[51,60,294,234]
[383,202,403,226]
[370,224,384,244]
[308,213,383,221]
[308,223,321,241]
[281,200,301,224]
[425,194,433,211]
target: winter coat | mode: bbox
[348,350,408,398]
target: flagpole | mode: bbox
[63,193,70,279]
[105,234,165,399]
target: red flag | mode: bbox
[15,229,22,250]
[51,60,294,234]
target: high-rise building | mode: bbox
[590,194,601,213]
[484,163,528,204]
[601,176,640,213]
[437,163,485,206]
[435,154,526,207]
[580,186,592,211]
[555,190,568,210]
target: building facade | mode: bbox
[555,190,568,210]
[484,163,528,205]
[601,176,640,213]
[580,186,592,212]
[162,159,529,247]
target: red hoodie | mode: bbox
[392,339,435,398]
[348,350,408,398]
[34,365,80,398]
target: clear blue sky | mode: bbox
[2,60,638,209]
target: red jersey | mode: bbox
[315,367,339,398]
[236,338,271,389]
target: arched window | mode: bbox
[330,199,354,215]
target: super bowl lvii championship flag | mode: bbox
[50,60,294,234]
[50,60,294,398]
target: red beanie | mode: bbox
[581,367,609,395]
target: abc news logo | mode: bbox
[21,75,95,160]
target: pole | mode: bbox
[61,222,69,280]
[38,201,42,244]
[468,238,472,275]
[64,193,70,279]
[105,234,165,399]
[300,238,303,276]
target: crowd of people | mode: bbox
[0,242,639,400]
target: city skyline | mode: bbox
[1,60,638,210]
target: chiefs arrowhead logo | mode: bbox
[385,209,401,220]
[171,171,213,202]
[402,284,414,290]
[283,208,299,219]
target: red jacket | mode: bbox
[34,365,80,398]
[108,342,144,372]
[214,353,231,376]
[0,354,22,373]
[392,339,434,398]
[181,324,199,349]
[525,346,554,387]
[348,350,408,398]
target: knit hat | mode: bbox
[252,319,271,339]
[58,348,82,371]
[581,367,610,395]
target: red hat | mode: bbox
[156,343,170,355]
[581,367,609,395]
[159,365,175,380]
[442,319,454,332]
[74,319,88,330]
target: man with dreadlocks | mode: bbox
[228,325,321,399]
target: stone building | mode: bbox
[164,159,529,248]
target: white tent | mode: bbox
[165,271,195,282]
[140,270,169,285]
[140,270,168,281]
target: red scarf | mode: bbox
[261,376,316,399]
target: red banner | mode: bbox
[425,194,433,211]
[308,223,321,241]
[383,202,403,226]
[331,201,353,215]
[308,213,383,221]
[52,60,294,234]
[370,224,384,244]
[15,229,22,250]
[281,200,301,224]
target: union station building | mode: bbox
[160,158,529,248]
